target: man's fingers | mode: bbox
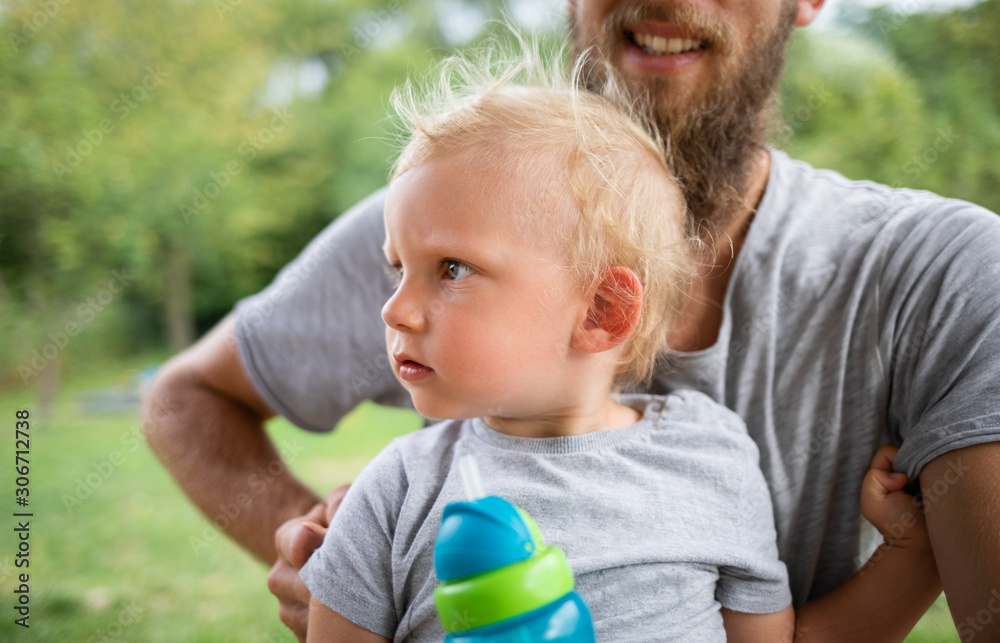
[267,559,313,610]
[277,520,327,570]
[267,560,311,642]
[277,602,308,643]
[267,486,348,641]
[301,499,329,526]
[268,493,344,642]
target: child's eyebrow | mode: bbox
[419,232,495,260]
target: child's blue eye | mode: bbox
[445,260,474,281]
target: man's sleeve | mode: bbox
[887,200,1000,478]
[233,188,411,432]
[300,441,407,637]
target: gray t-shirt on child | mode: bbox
[235,150,1000,603]
[300,392,791,642]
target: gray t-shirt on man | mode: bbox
[299,391,791,641]
[235,149,1000,603]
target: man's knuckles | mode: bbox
[277,602,308,640]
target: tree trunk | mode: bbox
[165,241,194,351]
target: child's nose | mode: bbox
[381,281,425,332]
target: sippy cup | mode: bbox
[433,456,596,642]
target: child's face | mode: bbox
[382,150,589,421]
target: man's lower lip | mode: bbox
[622,38,705,74]
[399,363,434,381]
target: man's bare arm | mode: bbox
[143,313,320,563]
[921,442,1000,641]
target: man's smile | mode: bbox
[622,25,708,74]
[624,22,708,56]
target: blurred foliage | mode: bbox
[1,0,997,390]
[0,0,462,384]
[781,0,1000,214]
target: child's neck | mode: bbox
[481,396,641,438]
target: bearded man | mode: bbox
[144,0,1000,640]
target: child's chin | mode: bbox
[412,398,478,422]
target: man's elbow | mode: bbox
[141,356,202,456]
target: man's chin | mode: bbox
[571,0,797,235]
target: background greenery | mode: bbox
[2,0,995,639]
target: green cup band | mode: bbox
[434,546,574,632]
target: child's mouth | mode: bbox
[398,359,435,382]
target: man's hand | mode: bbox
[268,484,350,642]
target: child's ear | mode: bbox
[572,267,643,354]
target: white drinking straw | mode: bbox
[458,454,486,500]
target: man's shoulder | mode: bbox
[768,149,997,231]
[758,150,1000,279]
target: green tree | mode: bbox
[0,0,466,393]
[782,0,1000,213]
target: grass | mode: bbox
[0,354,959,641]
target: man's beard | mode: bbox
[570,0,798,238]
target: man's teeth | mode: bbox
[631,32,704,55]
